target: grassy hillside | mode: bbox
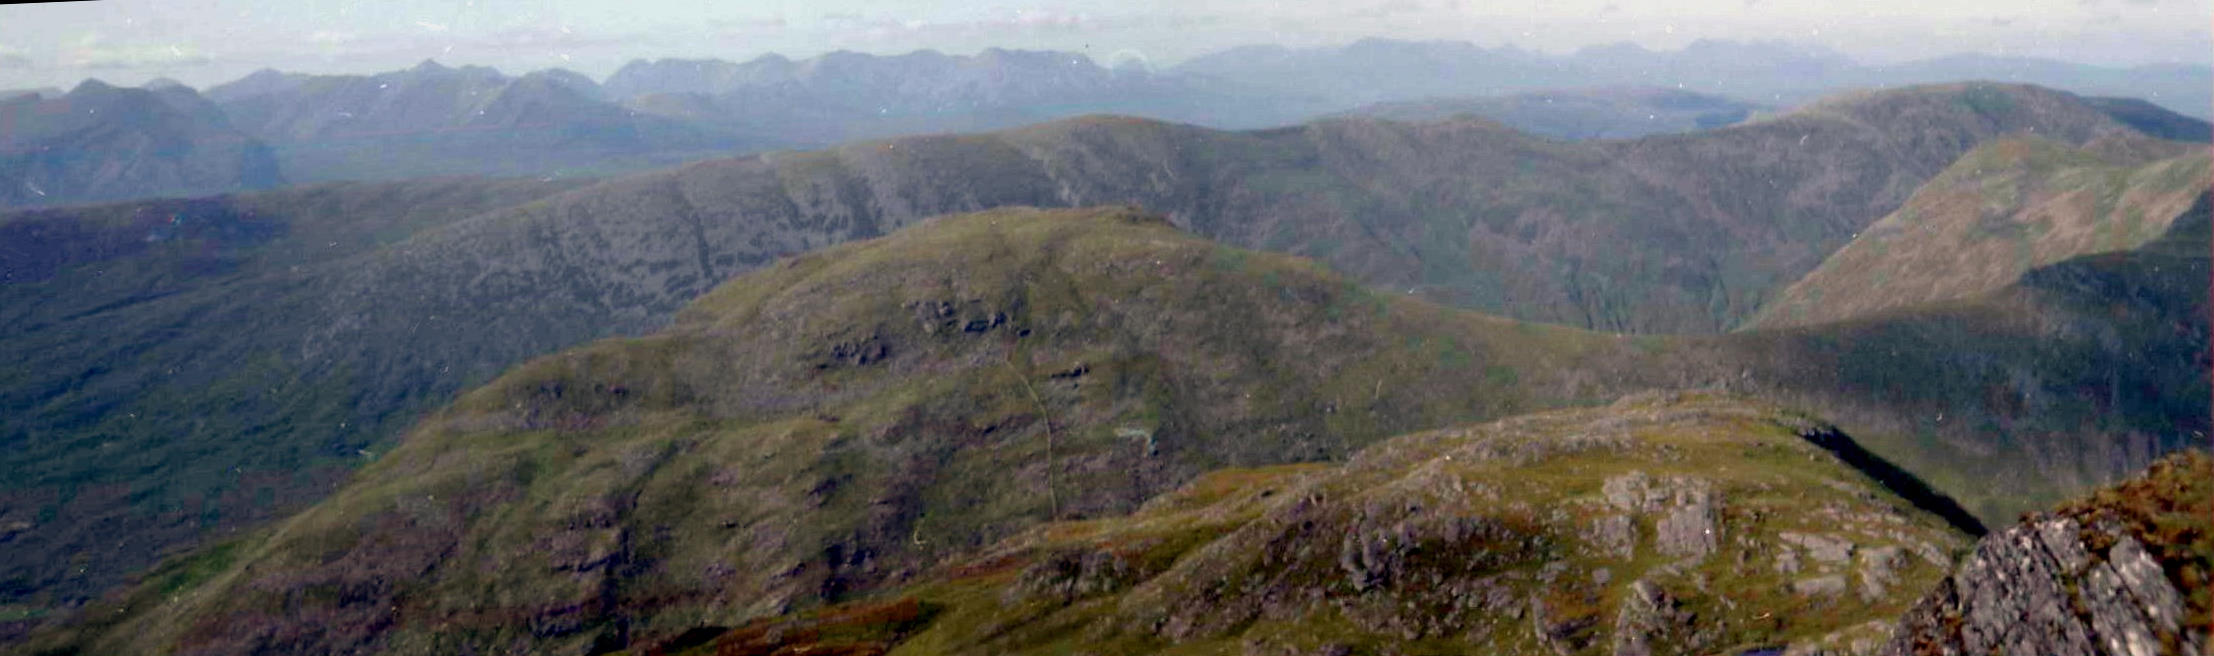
[14,206,1666,654]
[1751,137,2207,329]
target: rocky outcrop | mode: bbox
[1885,516,2196,656]
[1602,472,1721,561]
[1883,451,2211,656]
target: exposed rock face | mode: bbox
[1004,547,1137,605]
[1782,532,1857,566]
[1602,472,1720,560]
[1885,517,2196,656]
[1610,579,1691,656]
[1884,451,2212,656]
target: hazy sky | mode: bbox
[1,0,2208,90]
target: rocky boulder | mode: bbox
[1884,450,2211,656]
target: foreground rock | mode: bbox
[1884,450,2212,656]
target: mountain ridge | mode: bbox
[202,62,752,183]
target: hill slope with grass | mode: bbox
[12,206,1669,655]
[1750,137,2208,329]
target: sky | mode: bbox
[0,0,2209,91]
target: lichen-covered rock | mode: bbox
[1782,532,1856,566]
[1857,546,1904,601]
[1611,580,1689,656]
[1883,451,2212,656]
[1793,575,1849,597]
[1603,472,1721,560]
[1004,547,1137,605]
[1587,514,1637,561]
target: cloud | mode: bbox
[710,15,790,35]
[0,48,31,69]
[307,31,361,46]
[1339,0,1430,21]
[475,25,641,50]
[63,36,212,70]
[267,23,641,67]
[813,8,1120,43]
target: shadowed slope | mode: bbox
[1707,194,2210,524]
[0,177,589,625]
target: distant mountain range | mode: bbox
[0,80,281,209]
[1186,38,2214,122]
[201,61,752,183]
[2,38,2206,211]
[1333,87,1764,140]
[599,49,1273,147]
